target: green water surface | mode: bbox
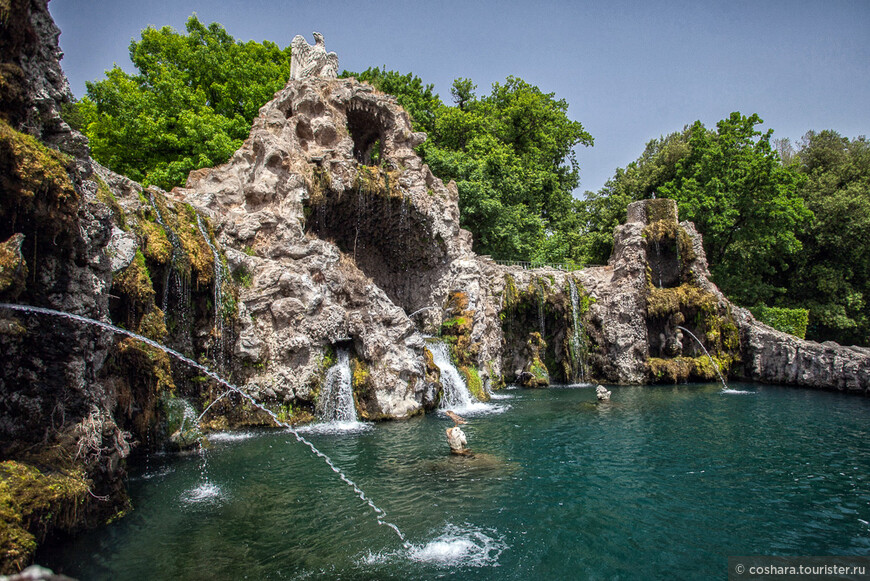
[41,383,870,579]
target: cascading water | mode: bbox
[429,341,475,411]
[147,192,182,314]
[567,279,588,384]
[534,280,545,338]
[316,349,357,423]
[676,325,729,390]
[0,302,409,548]
[196,215,226,370]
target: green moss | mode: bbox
[647,356,728,384]
[523,356,550,388]
[0,234,26,299]
[139,220,171,265]
[644,198,678,223]
[354,165,403,199]
[0,461,89,574]
[0,119,77,228]
[459,365,489,402]
[113,250,155,309]
[647,283,717,319]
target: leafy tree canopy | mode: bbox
[582,112,810,306]
[345,70,593,262]
[72,16,293,189]
[779,131,870,345]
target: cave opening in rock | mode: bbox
[346,106,384,165]
[646,237,681,289]
[305,177,448,314]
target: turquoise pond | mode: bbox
[41,383,870,580]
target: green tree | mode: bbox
[579,130,690,264]
[784,131,870,345]
[75,16,293,189]
[341,67,442,135]
[660,113,810,304]
[423,76,593,260]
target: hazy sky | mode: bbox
[52,0,870,196]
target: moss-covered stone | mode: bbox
[644,198,678,223]
[0,460,89,574]
[354,165,403,199]
[459,365,489,402]
[647,356,726,384]
[647,283,717,319]
[0,233,26,300]
[113,249,155,310]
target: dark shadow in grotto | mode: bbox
[646,235,681,289]
[500,283,578,384]
[347,106,384,165]
[305,177,449,315]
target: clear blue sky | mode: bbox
[52,0,870,196]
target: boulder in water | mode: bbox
[596,385,612,401]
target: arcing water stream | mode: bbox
[0,302,409,548]
[677,325,729,390]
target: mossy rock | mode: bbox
[0,119,77,231]
[647,283,717,319]
[113,249,155,309]
[0,460,89,574]
[521,356,550,388]
[644,198,678,223]
[647,356,725,384]
[459,365,489,402]
[0,233,26,300]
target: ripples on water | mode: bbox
[41,383,870,580]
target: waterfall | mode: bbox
[147,192,180,314]
[534,280,545,338]
[567,279,588,384]
[196,215,226,370]
[677,325,729,390]
[316,349,357,423]
[0,302,408,548]
[429,341,475,410]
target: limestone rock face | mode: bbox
[738,310,870,393]
[177,77,483,417]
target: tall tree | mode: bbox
[660,112,810,305]
[784,131,870,345]
[72,16,293,189]
[423,76,593,261]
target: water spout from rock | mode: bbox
[677,325,728,390]
[0,302,409,548]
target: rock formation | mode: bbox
[2,1,870,572]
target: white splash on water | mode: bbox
[207,431,258,442]
[720,388,755,395]
[180,482,223,504]
[361,524,507,569]
[296,421,372,435]
[488,393,514,400]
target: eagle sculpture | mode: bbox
[290,32,339,80]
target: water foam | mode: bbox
[362,524,507,569]
[180,482,223,504]
[296,421,373,435]
[721,388,755,395]
[207,431,258,443]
